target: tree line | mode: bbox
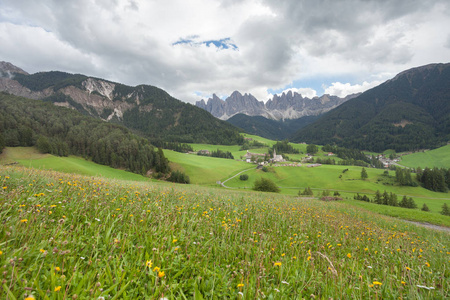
[0,93,170,176]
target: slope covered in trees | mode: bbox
[0,92,169,175]
[291,63,450,151]
[7,70,244,145]
[226,113,318,140]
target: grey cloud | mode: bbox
[1,0,449,103]
[259,0,445,65]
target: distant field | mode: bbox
[399,145,450,168]
[224,164,450,225]
[0,147,150,182]
[163,149,251,185]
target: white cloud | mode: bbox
[323,81,382,98]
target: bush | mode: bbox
[299,186,314,196]
[253,177,280,193]
[421,203,430,212]
[239,174,249,181]
[167,170,190,184]
[320,196,343,201]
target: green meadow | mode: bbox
[0,147,150,182]
[3,144,450,227]
[399,145,450,169]
[0,165,448,299]
[163,149,250,185]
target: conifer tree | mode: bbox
[421,203,430,212]
[441,203,450,216]
[361,167,368,180]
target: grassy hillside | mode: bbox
[0,147,150,182]
[399,145,450,168]
[0,165,448,299]
[224,165,450,226]
[163,149,250,185]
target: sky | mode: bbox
[1,0,449,103]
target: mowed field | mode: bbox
[163,149,250,185]
[0,147,150,182]
[399,145,450,169]
[223,164,450,226]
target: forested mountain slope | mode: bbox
[227,113,319,140]
[291,63,450,151]
[0,65,243,145]
[0,92,169,175]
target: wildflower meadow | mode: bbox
[0,166,448,299]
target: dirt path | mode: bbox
[401,220,450,233]
[220,167,256,188]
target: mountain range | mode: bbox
[1,61,448,153]
[195,90,359,120]
[0,62,243,145]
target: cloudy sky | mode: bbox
[1,0,449,103]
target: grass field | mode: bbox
[163,149,250,185]
[224,165,450,226]
[0,147,150,182]
[0,165,448,299]
[399,145,450,169]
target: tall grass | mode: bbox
[0,166,449,299]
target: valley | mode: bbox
[0,62,449,299]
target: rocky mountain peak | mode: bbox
[197,90,358,120]
[0,61,29,77]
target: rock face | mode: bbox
[196,90,358,120]
[0,61,29,77]
[0,61,244,145]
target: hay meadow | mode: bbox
[1,165,449,299]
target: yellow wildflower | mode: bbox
[347,253,352,258]
[274,262,282,267]
[153,266,160,272]
[373,281,382,286]
[237,283,244,288]
[54,286,61,292]
[146,260,152,268]
[158,271,165,278]
[20,219,28,223]
[55,267,61,272]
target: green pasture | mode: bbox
[224,164,450,223]
[225,165,448,198]
[398,145,450,168]
[344,199,450,227]
[242,133,277,146]
[188,143,249,159]
[163,149,251,185]
[0,147,150,182]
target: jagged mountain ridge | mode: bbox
[0,62,243,145]
[196,90,359,120]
